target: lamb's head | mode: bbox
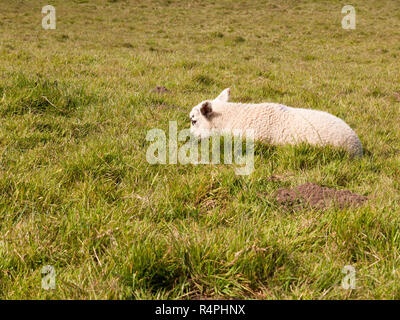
[189,88,230,138]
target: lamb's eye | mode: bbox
[191,119,197,125]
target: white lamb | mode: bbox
[189,88,363,156]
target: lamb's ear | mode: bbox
[200,101,213,117]
[215,88,230,102]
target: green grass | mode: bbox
[0,0,400,299]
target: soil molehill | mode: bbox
[276,183,367,210]
[151,86,169,94]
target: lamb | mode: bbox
[189,88,363,156]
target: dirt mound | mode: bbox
[276,183,367,210]
[151,86,169,94]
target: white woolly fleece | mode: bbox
[189,89,363,156]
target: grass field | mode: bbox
[1,0,400,299]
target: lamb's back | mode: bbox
[285,107,362,155]
[211,102,362,155]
